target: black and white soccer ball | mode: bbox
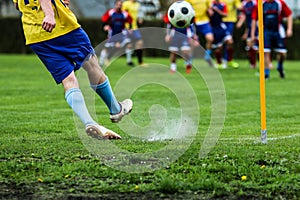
[168,1,195,28]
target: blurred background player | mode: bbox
[221,0,241,68]
[276,9,293,77]
[236,0,258,69]
[251,0,293,79]
[99,0,133,66]
[186,0,214,65]
[122,0,145,66]
[13,0,133,139]
[164,8,194,74]
[209,0,237,69]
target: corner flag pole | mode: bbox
[257,0,267,144]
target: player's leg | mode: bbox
[121,33,134,66]
[133,30,144,65]
[246,39,257,69]
[213,47,223,69]
[225,37,239,69]
[135,39,144,65]
[264,52,271,79]
[168,37,179,73]
[275,33,288,79]
[223,22,235,64]
[99,47,109,66]
[276,52,286,78]
[169,52,177,73]
[62,71,121,139]
[276,24,286,77]
[125,43,134,66]
[211,28,224,69]
[204,33,214,59]
[195,23,214,66]
[82,54,133,122]
[30,36,121,139]
[181,39,192,74]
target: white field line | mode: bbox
[220,133,300,142]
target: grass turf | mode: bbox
[0,54,299,199]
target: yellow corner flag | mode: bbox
[257,0,267,144]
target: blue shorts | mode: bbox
[212,24,231,49]
[105,30,131,48]
[224,22,235,35]
[264,30,287,53]
[129,29,143,42]
[168,33,191,52]
[30,28,94,84]
[195,22,213,36]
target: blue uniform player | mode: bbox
[251,0,293,79]
[100,0,133,66]
[236,0,258,68]
[13,0,133,139]
[164,12,194,74]
[209,0,238,69]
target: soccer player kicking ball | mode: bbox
[13,0,133,139]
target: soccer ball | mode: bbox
[168,1,195,28]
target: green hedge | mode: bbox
[1,17,299,59]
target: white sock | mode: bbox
[99,49,107,66]
[170,63,177,71]
[125,48,132,63]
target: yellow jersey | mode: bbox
[186,0,212,24]
[221,0,241,22]
[122,0,141,30]
[13,0,80,45]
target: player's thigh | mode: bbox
[30,43,75,84]
[196,23,213,39]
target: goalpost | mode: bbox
[257,0,267,144]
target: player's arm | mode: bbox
[163,14,173,42]
[236,12,246,29]
[281,1,293,37]
[285,14,293,37]
[39,0,56,32]
[101,10,111,32]
[64,0,70,6]
[212,4,228,17]
[165,23,175,43]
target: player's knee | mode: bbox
[136,40,143,49]
[206,34,214,43]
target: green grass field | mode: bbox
[0,54,299,199]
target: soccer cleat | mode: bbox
[215,63,224,69]
[110,99,133,123]
[186,64,192,74]
[265,74,270,80]
[139,63,148,67]
[85,124,121,139]
[127,62,135,67]
[227,61,239,69]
